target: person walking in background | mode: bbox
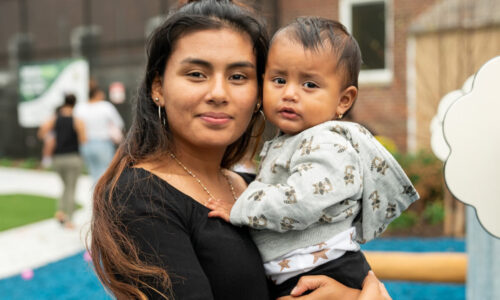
[40,121,56,168]
[38,94,86,228]
[40,106,63,169]
[75,83,124,184]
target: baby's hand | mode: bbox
[206,199,233,222]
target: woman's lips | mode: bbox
[199,112,232,125]
[279,107,299,120]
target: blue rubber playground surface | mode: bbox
[0,237,465,300]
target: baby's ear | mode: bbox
[337,86,357,114]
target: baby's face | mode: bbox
[263,35,352,135]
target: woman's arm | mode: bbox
[277,271,391,300]
[118,182,215,299]
[37,116,56,140]
[124,215,215,299]
[73,117,87,144]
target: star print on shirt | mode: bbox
[315,242,327,249]
[278,259,291,272]
[311,248,330,263]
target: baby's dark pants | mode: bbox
[270,251,371,298]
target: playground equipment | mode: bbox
[442,56,500,299]
[367,58,499,294]
[365,251,466,283]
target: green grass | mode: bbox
[0,158,14,167]
[0,194,58,231]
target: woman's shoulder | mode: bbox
[116,166,202,212]
[236,172,256,185]
[225,170,256,196]
[116,167,152,190]
[114,167,169,207]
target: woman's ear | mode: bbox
[151,75,165,105]
[337,86,357,115]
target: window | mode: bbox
[340,0,393,85]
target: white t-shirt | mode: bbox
[74,100,124,141]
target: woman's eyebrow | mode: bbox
[228,61,255,69]
[181,58,255,69]
[181,58,212,68]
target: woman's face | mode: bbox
[153,28,258,152]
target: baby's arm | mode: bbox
[229,135,362,232]
[207,171,252,222]
[207,197,234,222]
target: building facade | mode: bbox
[0,0,440,157]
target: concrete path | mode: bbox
[0,167,93,279]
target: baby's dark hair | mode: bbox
[276,17,362,90]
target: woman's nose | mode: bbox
[207,75,228,105]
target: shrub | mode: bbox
[376,135,444,214]
[393,150,444,213]
[423,200,445,225]
[388,211,418,230]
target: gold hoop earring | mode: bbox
[259,109,266,122]
[251,109,266,138]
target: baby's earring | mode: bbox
[254,101,262,113]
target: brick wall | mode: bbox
[278,0,339,24]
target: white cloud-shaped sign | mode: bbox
[443,56,500,238]
[430,76,473,161]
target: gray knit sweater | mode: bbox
[230,121,419,262]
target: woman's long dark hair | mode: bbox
[89,1,269,299]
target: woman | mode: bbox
[38,94,86,228]
[90,1,390,299]
[75,83,124,183]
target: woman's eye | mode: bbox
[187,72,205,78]
[230,74,247,81]
[272,77,286,85]
[303,82,318,89]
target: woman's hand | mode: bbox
[276,271,391,300]
[206,199,234,222]
[359,271,391,300]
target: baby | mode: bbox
[208,17,419,297]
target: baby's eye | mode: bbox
[272,77,286,85]
[303,81,318,89]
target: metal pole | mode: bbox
[83,0,91,26]
[466,207,500,299]
[18,0,28,33]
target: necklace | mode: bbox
[169,152,237,205]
